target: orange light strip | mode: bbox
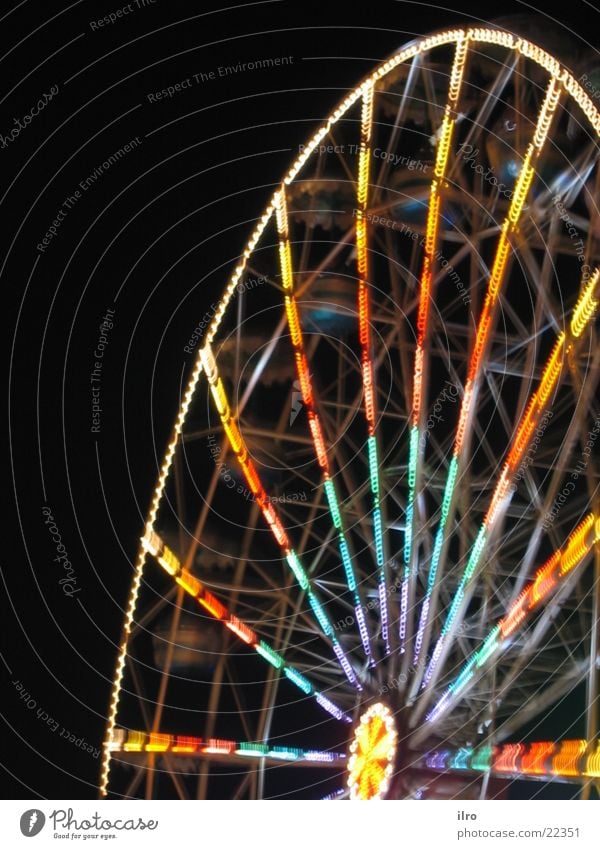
[530,551,561,606]
[198,589,227,620]
[146,732,171,752]
[463,78,560,393]
[499,588,530,639]
[501,514,596,634]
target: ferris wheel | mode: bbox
[100,24,600,800]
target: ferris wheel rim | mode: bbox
[101,24,600,799]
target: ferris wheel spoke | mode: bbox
[422,739,600,783]
[401,34,470,667]
[419,267,600,699]
[413,74,563,693]
[108,728,346,768]
[199,341,366,689]
[140,529,354,721]
[413,514,598,734]
[274,188,375,667]
[355,80,392,656]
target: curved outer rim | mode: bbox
[100,24,600,797]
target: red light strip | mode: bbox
[172,736,198,753]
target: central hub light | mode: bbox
[347,702,398,800]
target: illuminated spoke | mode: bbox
[141,529,353,722]
[424,739,599,782]
[420,514,598,729]
[355,80,391,654]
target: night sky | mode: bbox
[3,0,599,800]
